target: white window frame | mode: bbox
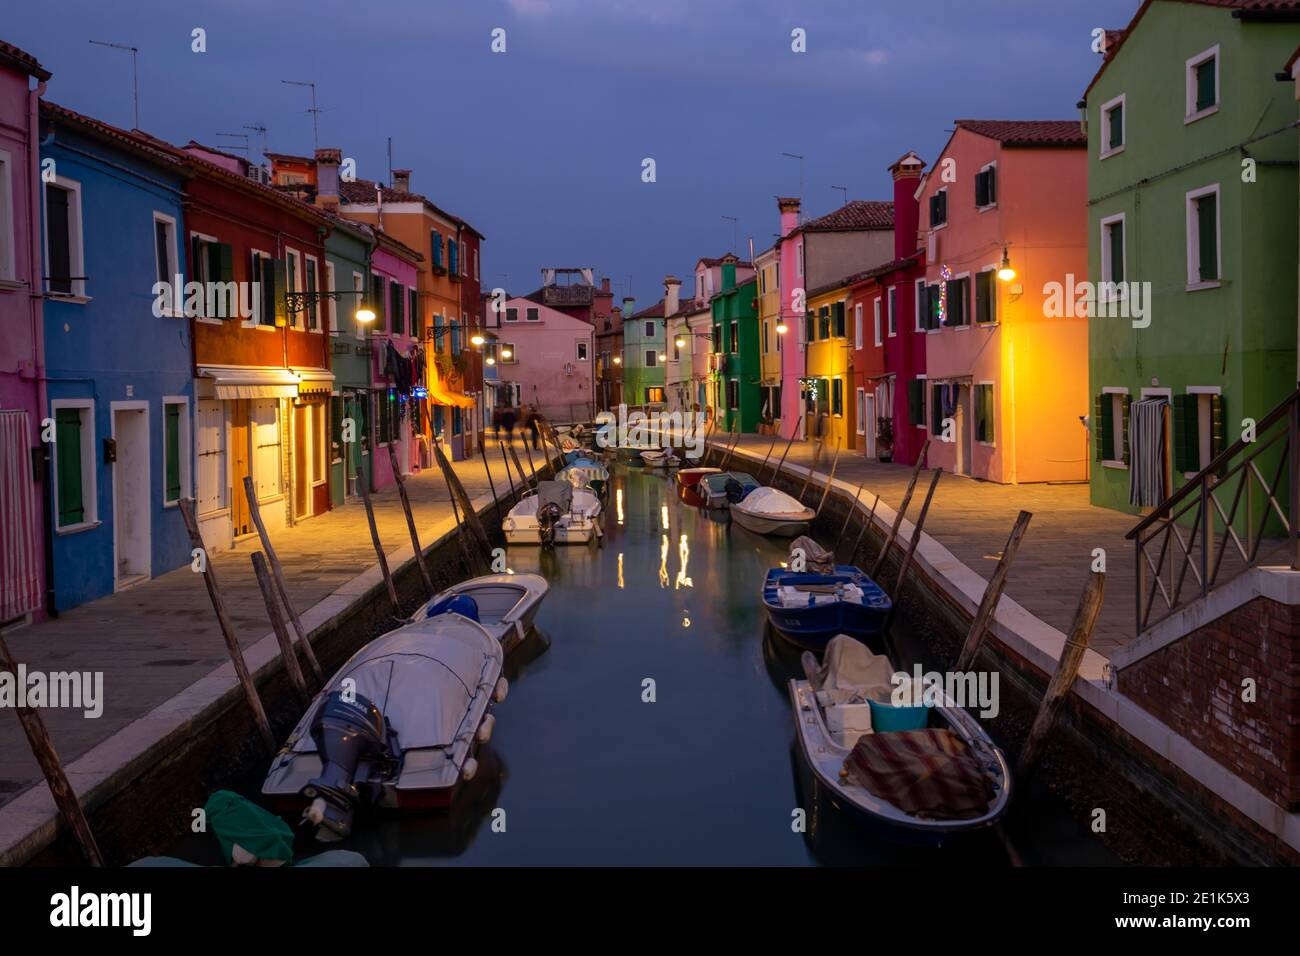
[1101,386,1129,470]
[1100,93,1126,160]
[645,349,657,368]
[930,186,949,230]
[1184,385,1222,477]
[950,271,972,330]
[351,270,365,340]
[1185,45,1220,125]
[324,261,338,334]
[43,175,88,301]
[914,278,925,332]
[975,161,998,212]
[1185,183,1222,291]
[246,248,274,329]
[1099,212,1127,301]
[0,149,14,282]
[853,302,863,349]
[286,248,302,328]
[304,253,322,333]
[855,387,866,436]
[150,211,180,317]
[576,341,589,361]
[161,395,192,506]
[887,286,897,336]
[50,397,98,532]
[873,297,882,347]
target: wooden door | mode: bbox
[294,404,308,518]
[229,399,251,537]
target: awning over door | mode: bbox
[293,367,335,398]
[197,366,299,400]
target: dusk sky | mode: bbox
[7,0,1137,306]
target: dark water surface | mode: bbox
[170,464,1116,866]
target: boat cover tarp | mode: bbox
[536,480,573,514]
[741,486,810,517]
[790,535,834,574]
[816,634,895,703]
[291,616,498,754]
[204,789,294,865]
[842,728,997,820]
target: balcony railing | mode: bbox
[1126,386,1300,634]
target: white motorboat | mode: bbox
[729,486,815,537]
[410,573,548,654]
[640,449,680,469]
[788,636,1010,846]
[262,612,507,839]
[502,480,603,545]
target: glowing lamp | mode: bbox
[471,334,485,346]
[501,348,513,359]
[775,322,788,335]
[613,355,622,365]
[355,306,377,324]
[997,248,1016,282]
[675,336,686,349]
[486,356,496,366]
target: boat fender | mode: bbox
[476,713,496,743]
[493,677,509,703]
[305,797,328,826]
[461,757,478,781]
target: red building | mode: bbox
[182,145,334,551]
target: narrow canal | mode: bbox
[169,464,1115,866]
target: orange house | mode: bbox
[915,120,1089,484]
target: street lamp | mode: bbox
[776,321,788,335]
[675,336,686,349]
[613,355,622,365]
[355,305,376,323]
[471,334,485,347]
[997,247,1016,282]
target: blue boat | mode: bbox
[558,457,609,497]
[761,565,891,651]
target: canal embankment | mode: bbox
[709,438,1300,866]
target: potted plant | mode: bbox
[876,415,894,463]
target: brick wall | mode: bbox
[1118,595,1300,810]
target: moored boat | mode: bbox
[700,470,760,509]
[675,466,721,488]
[640,448,680,469]
[558,456,609,497]
[788,636,1010,846]
[762,564,890,650]
[262,612,507,840]
[729,486,815,536]
[502,480,602,545]
[411,572,549,654]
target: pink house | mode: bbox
[0,42,50,626]
[369,231,424,490]
[916,120,1089,484]
[494,296,596,424]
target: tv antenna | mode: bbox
[89,40,139,129]
[280,80,321,149]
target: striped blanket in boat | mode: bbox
[842,728,996,820]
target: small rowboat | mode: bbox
[788,636,1010,847]
[410,573,548,655]
[640,449,680,469]
[262,612,507,840]
[700,471,760,509]
[676,466,721,488]
[502,481,602,545]
[762,565,890,650]
[729,486,815,536]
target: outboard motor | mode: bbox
[301,692,397,842]
[537,501,564,548]
[724,477,748,503]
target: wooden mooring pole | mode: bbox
[431,438,494,569]
[814,438,843,518]
[848,493,881,565]
[769,425,798,484]
[869,449,930,579]
[835,484,864,544]
[356,469,400,613]
[500,441,518,502]
[758,430,780,478]
[387,442,435,598]
[0,634,104,866]
[508,444,531,495]
[882,469,941,632]
[479,437,501,508]
[956,511,1033,672]
[250,551,310,709]
[177,498,275,753]
[1015,570,1105,784]
[242,476,323,685]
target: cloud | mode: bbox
[507,0,554,16]
[860,48,891,66]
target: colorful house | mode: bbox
[916,120,1089,484]
[40,103,193,609]
[493,296,596,422]
[0,42,49,626]
[754,245,783,429]
[182,141,334,552]
[851,151,929,465]
[803,277,856,450]
[710,267,762,434]
[663,276,691,414]
[366,231,424,492]
[1082,1,1300,512]
[623,298,666,408]
[775,199,895,440]
[595,298,625,411]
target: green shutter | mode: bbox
[1173,393,1198,473]
[975,170,988,208]
[1121,395,1132,465]
[908,379,923,426]
[372,276,385,330]
[1108,104,1123,150]
[1197,194,1218,282]
[270,258,288,326]
[391,282,404,336]
[55,408,84,526]
[1096,394,1114,462]
[986,165,996,205]
[1110,223,1124,284]
[1196,59,1216,112]
[164,403,182,502]
[833,302,845,337]
[976,272,992,324]
[931,384,943,434]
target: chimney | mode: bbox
[777,197,800,240]
[721,260,736,293]
[392,168,412,193]
[601,276,611,293]
[314,148,342,212]
[663,276,681,317]
[622,296,635,319]
[888,151,925,262]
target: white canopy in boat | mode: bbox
[292,615,500,753]
[741,487,812,518]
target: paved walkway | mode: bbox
[0,438,548,810]
[720,435,1141,658]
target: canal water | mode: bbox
[168,464,1115,866]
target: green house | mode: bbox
[323,219,374,508]
[711,268,761,434]
[623,298,666,407]
[1083,0,1300,515]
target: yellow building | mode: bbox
[754,246,783,430]
[804,281,855,452]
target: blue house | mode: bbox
[40,102,193,610]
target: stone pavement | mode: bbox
[720,435,1141,659]
[0,438,546,810]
